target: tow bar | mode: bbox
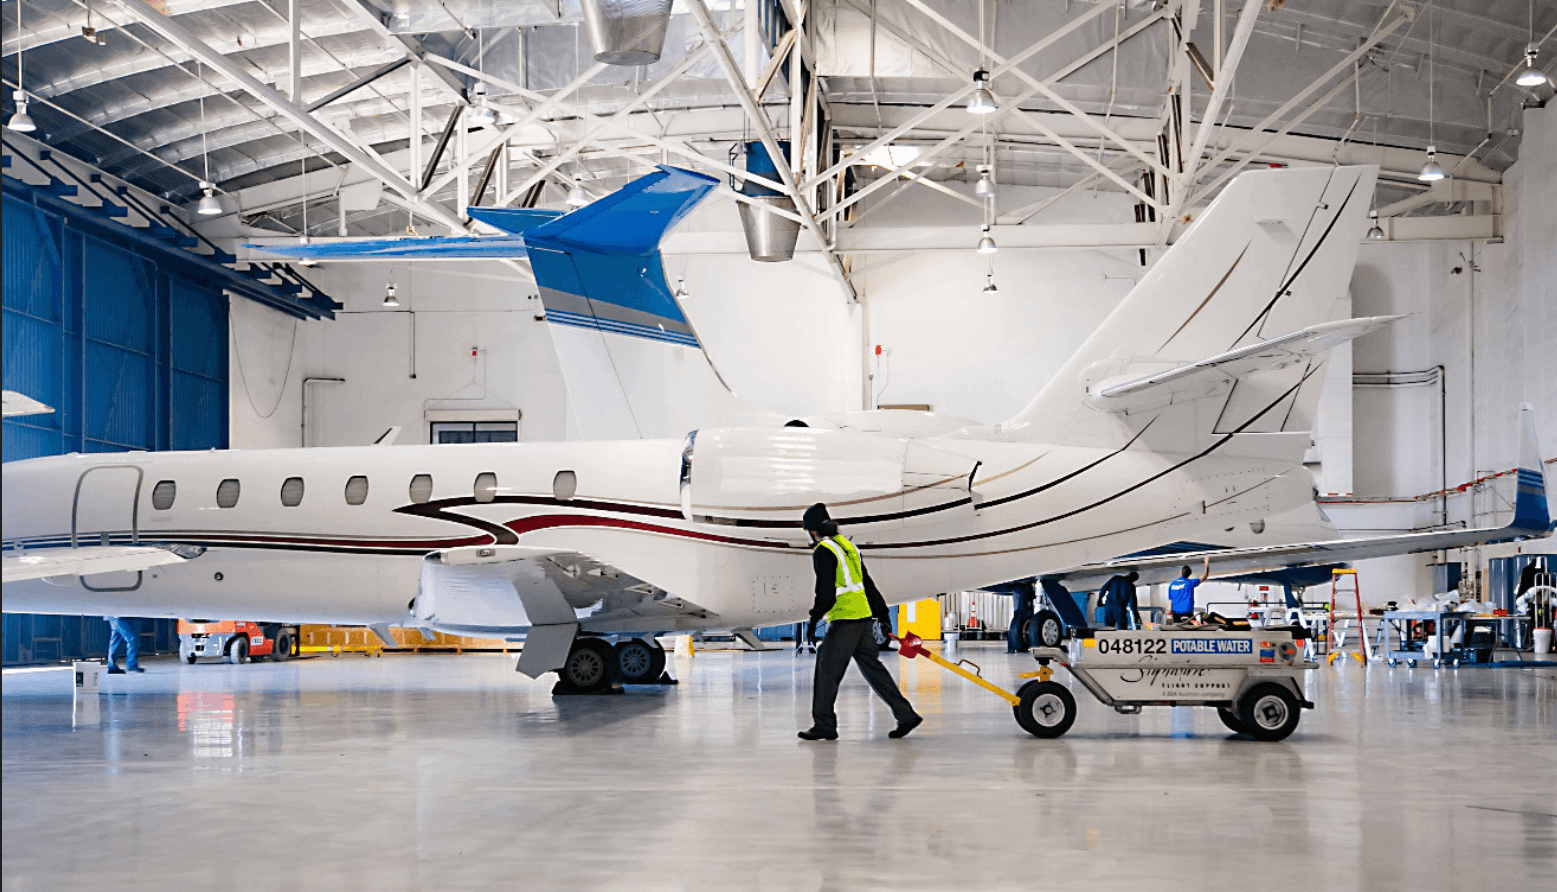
[896,633,1020,705]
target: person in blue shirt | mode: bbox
[1100,571,1140,629]
[1168,560,1210,623]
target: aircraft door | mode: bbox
[72,465,144,592]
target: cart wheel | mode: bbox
[184,653,197,665]
[1236,683,1301,741]
[1217,707,1249,735]
[1387,658,1397,667]
[1408,659,1417,668]
[1433,658,1441,669]
[1030,610,1065,648]
[1014,681,1077,739]
[228,636,249,665]
[1451,658,1459,669]
[270,631,293,662]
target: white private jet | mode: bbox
[3,165,1549,692]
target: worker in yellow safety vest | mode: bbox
[798,503,923,741]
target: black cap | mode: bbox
[802,503,831,532]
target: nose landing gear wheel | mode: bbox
[615,638,666,684]
[1028,610,1065,648]
[557,638,614,694]
[1237,683,1301,741]
[1014,680,1077,738]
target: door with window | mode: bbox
[72,465,143,591]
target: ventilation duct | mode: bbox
[736,141,801,262]
[579,0,674,66]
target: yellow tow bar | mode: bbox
[896,633,1022,705]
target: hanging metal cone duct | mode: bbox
[580,0,674,66]
[737,141,800,262]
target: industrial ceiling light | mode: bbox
[674,277,689,299]
[982,273,998,294]
[8,92,36,133]
[196,181,221,216]
[975,225,997,255]
[1418,0,1445,184]
[566,183,590,207]
[383,282,399,308]
[469,96,495,127]
[1516,46,1546,87]
[1366,210,1385,240]
[966,69,997,115]
[1418,146,1445,181]
[1517,2,1546,87]
[974,165,995,199]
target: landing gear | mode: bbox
[614,638,666,685]
[556,638,614,694]
[1028,610,1066,648]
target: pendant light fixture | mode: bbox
[1367,210,1385,240]
[674,277,689,300]
[9,3,36,132]
[975,165,995,198]
[195,62,221,215]
[383,281,400,308]
[1516,2,1547,87]
[469,21,496,127]
[982,272,998,294]
[976,225,997,255]
[966,2,997,115]
[1419,1,1445,182]
[566,179,590,207]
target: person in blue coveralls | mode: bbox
[104,616,143,674]
[1168,559,1210,624]
[1100,571,1141,629]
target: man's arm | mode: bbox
[810,547,837,625]
[862,566,892,626]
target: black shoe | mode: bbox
[888,715,923,739]
[106,668,126,675]
[128,667,145,674]
[797,728,838,741]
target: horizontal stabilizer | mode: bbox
[466,206,564,234]
[1089,315,1401,410]
[251,234,528,262]
[1046,406,1551,591]
[525,165,719,255]
[2,545,187,584]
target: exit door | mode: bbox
[72,465,143,592]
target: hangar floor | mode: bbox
[3,643,1553,891]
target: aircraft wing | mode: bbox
[3,391,55,418]
[1047,405,1552,593]
[2,546,188,584]
[412,545,717,676]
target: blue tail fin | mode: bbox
[523,166,718,347]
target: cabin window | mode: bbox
[151,480,176,510]
[409,474,434,504]
[344,475,370,506]
[280,477,305,507]
[431,421,518,444]
[216,479,241,509]
[553,470,577,501]
[473,472,498,503]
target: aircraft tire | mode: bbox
[558,638,614,694]
[1014,681,1076,738]
[1030,610,1066,648]
[615,638,665,684]
[1237,683,1301,741]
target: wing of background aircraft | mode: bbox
[1045,404,1552,594]
[2,545,189,583]
[3,390,55,418]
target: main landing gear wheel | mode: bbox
[227,636,249,665]
[1217,707,1249,735]
[1029,610,1065,648]
[615,638,666,685]
[270,631,293,662]
[1014,680,1077,739]
[1237,683,1301,741]
[557,638,614,694]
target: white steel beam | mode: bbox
[114,0,467,233]
[1182,0,1261,191]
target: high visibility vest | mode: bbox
[817,535,872,621]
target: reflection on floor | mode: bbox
[3,641,1553,891]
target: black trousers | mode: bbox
[811,618,918,734]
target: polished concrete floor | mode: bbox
[3,642,1554,891]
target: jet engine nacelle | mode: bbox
[679,427,978,531]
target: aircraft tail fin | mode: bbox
[523,166,785,439]
[1513,403,1552,534]
[997,165,1378,458]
